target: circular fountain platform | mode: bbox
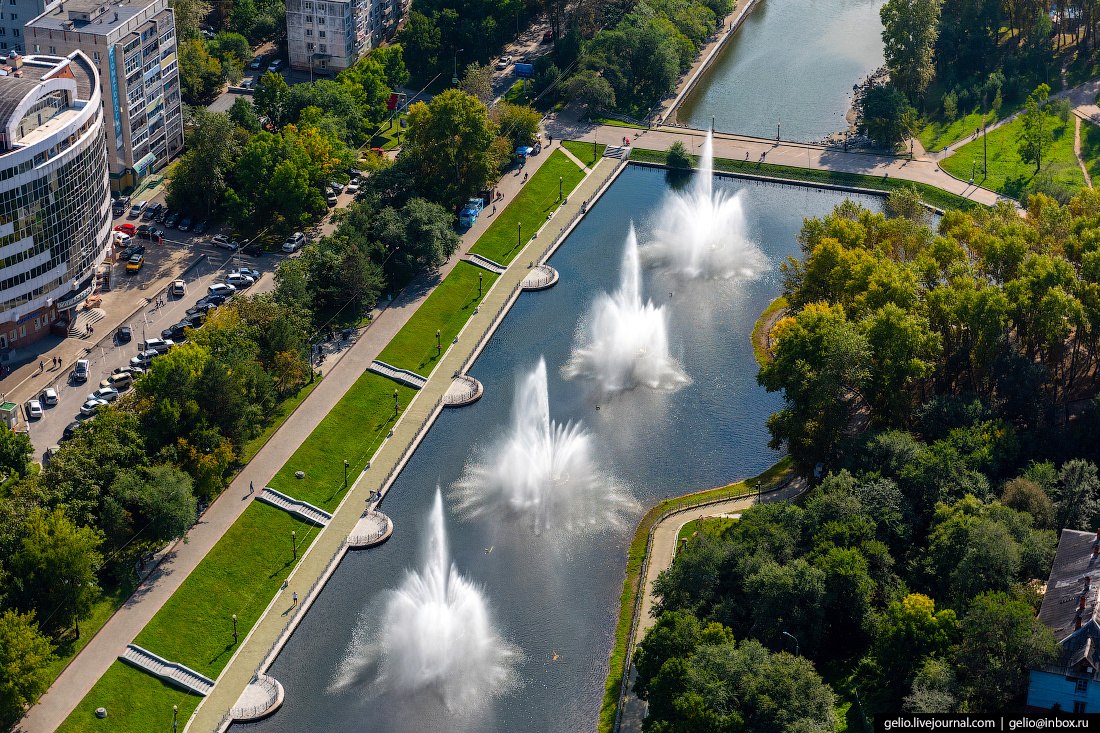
[444,374,484,407]
[348,511,393,549]
[522,265,559,290]
[230,674,284,722]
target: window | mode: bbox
[92,51,100,62]
[319,43,326,52]
[304,1,312,7]
[318,30,325,37]
[1074,701,1087,714]
[1077,679,1089,694]
[15,29,21,37]
[306,41,314,51]
[318,15,325,24]
[305,15,312,22]
[305,28,312,35]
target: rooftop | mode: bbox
[0,53,98,152]
[1038,529,1100,673]
[26,0,160,34]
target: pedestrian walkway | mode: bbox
[16,129,563,733]
[187,155,626,732]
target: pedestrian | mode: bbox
[745,151,749,161]
[548,133,553,144]
[39,359,43,371]
[492,204,497,214]
[249,480,254,495]
[523,172,528,182]
[292,591,298,606]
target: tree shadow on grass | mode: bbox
[267,556,297,580]
[1002,173,1034,200]
[209,642,235,667]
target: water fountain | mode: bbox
[563,225,689,396]
[644,129,769,280]
[453,358,635,533]
[333,490,517,713]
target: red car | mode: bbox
[115,223,136,236]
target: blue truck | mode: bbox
[459,197,485,228]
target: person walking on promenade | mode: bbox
[292,592,298,607]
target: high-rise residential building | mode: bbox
[286,0,406,75]
[25,0,183,191]
[0,51,112,349]
[0,0,50,56]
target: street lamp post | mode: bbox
[777,117,781,141]
[559,176,563,201]
[452,48,464,85]
[344,459,349,487]
[478,273,483,297]
[781,630,800,656]
[232,614,238,645]
[517,222,522,249]
[291,530,297,561]
[394,389,400,415]
[436,329,441,356]
[173,705,178,732]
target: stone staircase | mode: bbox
[256,487,332,527]
[67,307,106,338]
[119,644,215,696]
[367,360,428,389]
[463,253,507,274]
[603,145,630,159]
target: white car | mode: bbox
[86,387,120,403]
[170,279,186,297]
[345,180,360,195]
[130,350,158,367]
[41,387,58,406]
[208,282,237,297]
[80,398,108,416]
[26,400,42,419]
[231,267,261,280]
[281,232,306,253]
[225,273,255,288]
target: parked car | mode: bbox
[282,232,306,253]
[112,196,129,216]
[41,387,58,406]
[155,207,169,223]
[141,337,174,354]
[165,211,181,228]
[178,216,193,231]
[126,254,145,272]
[207,282,237,297]
[115,223,136,236]
[26,400,42,419]
[170,279,186,297]
[62,421,81,440]
[330,180,345,194]
[325,192,338,207]
[346,180,360,195]
[211,234,239,250]
[116,325,132,343]
[73,359,90,382]
[225,272,255,288]
[249,57,263,70]
[113,365,144,376]
[459,197,485,228]
[87,387,120,403]
[161,322,189,341]
[495,56,511,70]
[142,202,162,220]
[101,372,133,390]
[231,266,261,280]
[268,59,284,72]
[80,398,108,416]
[121,243,145,258]
[128,201,146,218]
[194,220,209,234]
[136,223,152,238]
[130,350,157,367]
[147,228,165,241]
[114,232,132,248]
[542,29,554,42]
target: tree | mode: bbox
[253,71,289,125]
[1001,477,1054,529]
[179,39,224,104]
[167,109,241,218]
[373,44,410,89]
[880,0,943,101]
[170,0,212,39]
[858,82,916,148]
[491,102,541,149]
[0,609,55,722]
[563,70,616,114]
[1018,83,1052,172]
[0,426,31,478]
[109,465,197,551]
[867,594,959,706]
[9,508,103,635]
[402,90,499,206]
[208,32,252,83]
[666,140,692,170]
[459,62,494,105]
[1054,458,1100,530]
[903,657,958,713]
[955,591,1058,712]
[398,11,441,81]
[228,96,261,133]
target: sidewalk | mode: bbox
[16,144,561,733]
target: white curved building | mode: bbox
[0,50,111,349]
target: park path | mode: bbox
[15,141,563,733]
[187,155,624,731]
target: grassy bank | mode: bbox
[940,113,1084,198]
[598,457,794,733]
[376,262,498,374]
[237,378,321,465]
[917,107,1013,152]
[751,295,787,367]
[628,147,980,212]
[561,140,606,167]
[1081,118,1100,184]
[57,662,201,733]
[469,150,585,264]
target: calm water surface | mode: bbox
[679,0,886,141]
[237,168,883,733]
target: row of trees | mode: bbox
[0,293,312,722]
[635,190,1100,724]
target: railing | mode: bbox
[377,394,445,499]
[348,514,392,546]
[444,376,480,405]
[228,675,280,720]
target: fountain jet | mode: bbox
[453,358,635,533]
[644,129,769,279]
[345,489,517,712]
[563,225,689,396]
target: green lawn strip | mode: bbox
[751,295,787,367]
[1081,119,1100,184]
[56,661,201,733]
[132,501,318,678]
[917,107,1013,152]
[940,114,1085,198]
[676,516,738,545]
[267,373,417,511]
[469,149,586,264]
[598,457,794,733]
[561,140,606,167]
[236,378,321,465]
[592,115,647,130]
[375,262,498,375]
[629,147,979,212]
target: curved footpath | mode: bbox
[14,138,564,733]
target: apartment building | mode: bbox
[25,0,183,191]
[286,0,406,75]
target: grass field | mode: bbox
[598,457,794,733]
[56,662,201,733]
[561,140,606,167]
[940,114,1085,198]
[628,147,979,212]
[376,262,499,375]
[751,295,787,367]
[267,373,417,511]
[917,108,1012,152]
[1081,119,1100,184]
[676,516,738,545]
[469,149,585,264]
